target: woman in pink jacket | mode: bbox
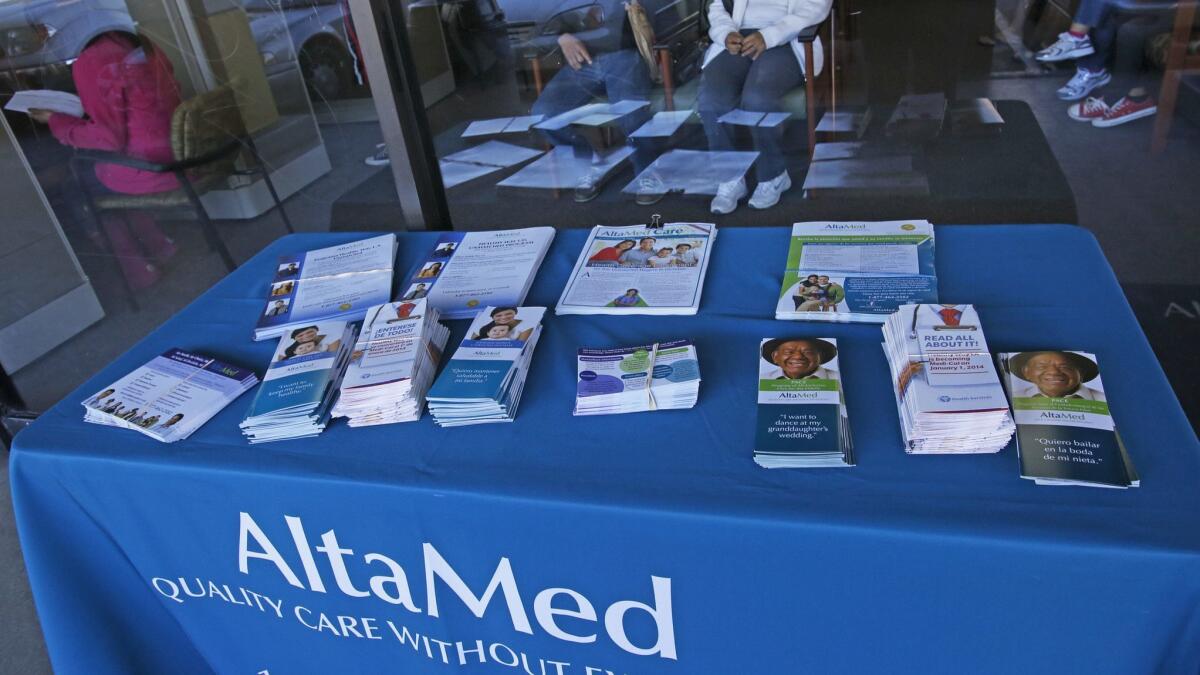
[29,31,182,289]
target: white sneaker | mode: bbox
[749,171,791,209]
[710,177,747,214]
[1036,32,1095,62]
[1057,67,1110,101]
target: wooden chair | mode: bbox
[70,84,294,308]
[1152,0,1200,152]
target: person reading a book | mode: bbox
[1011,351,1106,401]
[589,239,636,264]
[700,0,832,214]
[646,247,677,267]
[762,338,837,380]
[24,30,181,291]
[527,0,661,203]
[487,307,534,342]
[618,237,658,266]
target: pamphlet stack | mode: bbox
[556,223,717,316]
[775,220,937,323]
[426,307,545,426]
[573,340,700,416]
[82,349,258,442]
[240,320,358,442]
[998,351,1138,488]
[331,300,450,426]
[882,304,1014,454]
[753,337,854,467]
[254,234,397,341]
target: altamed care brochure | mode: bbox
[776,220,937,323]
[556,223,716,315]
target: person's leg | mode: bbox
[697,49,752,155]
[739,46,803,182]
[1037,0,1111,62]
[531,62,606,150]
[596,49,655,172]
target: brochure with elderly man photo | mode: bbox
[998,351,1139,488]
[753,337,854,468]
[556,223,717,316]
[776,220,937,323]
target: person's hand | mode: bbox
[724,32,744,54]
[740,31,766,59]
[558,33,592,70]
[27,108,53,124]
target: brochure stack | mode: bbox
[753,338,854,468]
[882,304,1015,454]
[573,340,700,416]
[240,320,358,443]
[775,220,937,323]
[426,307,546,426]
[254,234,397,341]
[82,349,258,442]
[998,351,1138,488]
[331,300,450,426]
[556,223,716,316]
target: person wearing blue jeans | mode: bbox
[1036,0,1163,125]
[700,0,831,214]
[529,0,655,202]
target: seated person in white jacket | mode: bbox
[699,0,831,214]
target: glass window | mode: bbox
[0,0,407,411]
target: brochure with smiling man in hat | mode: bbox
[999,351,1138,488]
[754,337,854,468]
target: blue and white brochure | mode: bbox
[427,306,546,426]
[241,320,358,442]
[753,337,854,468]
[254,234,397,341]
[776,221,937,323]
[399,228,554,320]
[82,349,258,442]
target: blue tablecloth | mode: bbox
[11,226,1200,675]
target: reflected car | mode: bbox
[241,0,360,101]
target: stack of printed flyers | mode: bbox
[240,320,358,442]
[882,304,1015,454]
[254,234,397,341]
[776,220,937,323]
[753,338,853,467]
[331,300,450,426]
[573,340,700,415]
[399,227,554,319]
[998,351,1138,488]
[82,349,258,442]
[426,307,545,426]
[556,223,716,315]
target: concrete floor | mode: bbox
[3,55,1199,675]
